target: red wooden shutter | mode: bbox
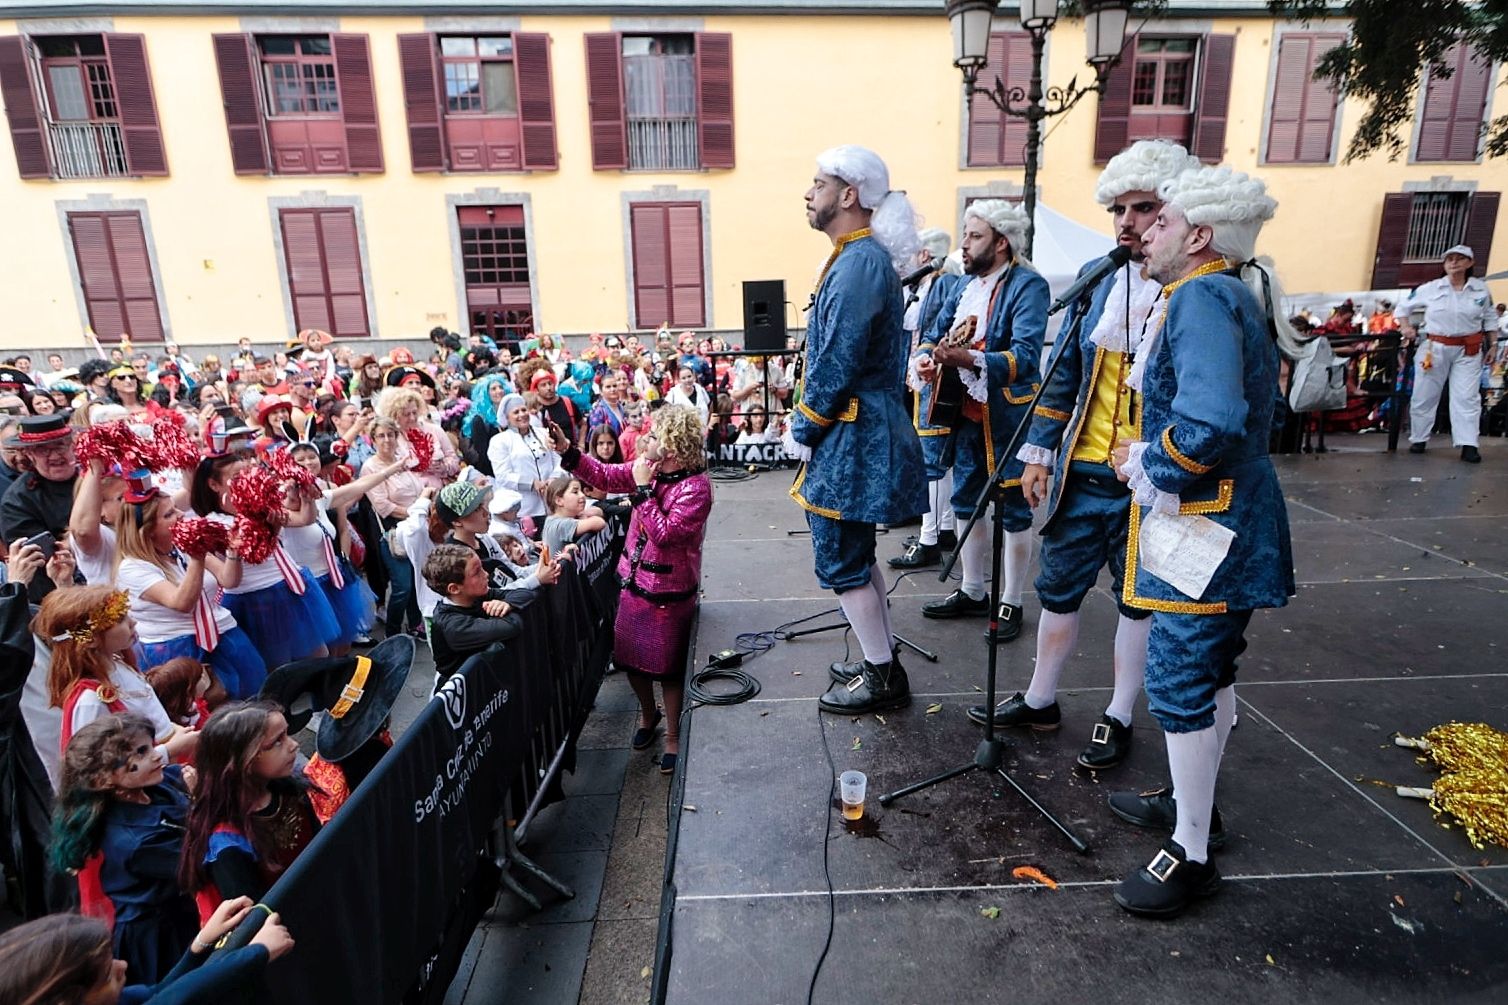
[1192,34,1235,162]
[1267,33,1343,164]
[1447,43,1491,161]
[212,33,269,174]
[1370,193,1414,290]
[630,202,704,329]
[397,33,445,172]
[967,32,1032,167]
[68,212,165,343]
[102,34,168,176]
[514,32,559,171]
[584,32,626,170]
[280,208,370,339]
[1093,33,1137,163]
[695,32,734,169]
[332,34,383,173]
[1464,191,1500,270]
[667,203,706,327]
[631,204,669,327]
[0,35,51,179]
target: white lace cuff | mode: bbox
[957,349,990,404]
[1016,443,1055,467]
[781,428,812,464]
[906,351,930,393]
[1120,441,1180,514]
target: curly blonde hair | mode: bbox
[375,386,424,421]
[651,405,706,471]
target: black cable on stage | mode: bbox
[708,467,758,482]
[807,706,838,1005]
[686,664,761,705]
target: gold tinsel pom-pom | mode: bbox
[1416,722,1508,774]
[1429,768,1508,851]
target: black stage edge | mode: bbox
[657,440,1508,1004]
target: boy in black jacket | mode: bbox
[423,543,533,685]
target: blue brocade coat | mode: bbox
[1126,272,1295,614]
[918,263,1049,485]
[911,272,966,443]
[790,233,926,524]
[1024,262,1119,529]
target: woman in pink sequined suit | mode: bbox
[552,405,712,773]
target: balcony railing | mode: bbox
[624,52,700,170]
[47,120,129,179]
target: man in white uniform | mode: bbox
[1396,244,1499,463]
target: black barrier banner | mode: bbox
[231,519,625,1005]
[715,441,795,467]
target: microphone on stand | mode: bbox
[1046,245,1134,315]
[899,258,943,289]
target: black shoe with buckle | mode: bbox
[1108,785,1226,849]
[1077,714,1133,769]
[986,601,1023,643]
[1462,445,1482,463]
[922,589,990,619]
[1114,840,1221,918]
[888,539,941,569]
[818,658,911,715]
[965,691,1060,730]
[828,657,864,686]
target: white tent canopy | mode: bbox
[1026,201,1117,301]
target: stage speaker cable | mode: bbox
[807,705,839,1005]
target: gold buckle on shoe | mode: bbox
[1146,849,1180,883]
[1091,722,1112,745]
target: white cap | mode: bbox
[488,486,523,515]
[1444,244,1474,260]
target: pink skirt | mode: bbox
[613,591,696,679]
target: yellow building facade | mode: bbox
[0,1,1503,355]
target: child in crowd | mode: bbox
[422,544,527,681]
[180,701,320,922]
[35,586,198,764]
[50,715,199,984]
[145,657,217,731]
[541,476,607,558]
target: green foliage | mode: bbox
[1269,0,1508,161]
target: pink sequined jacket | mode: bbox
[565,451,713,602]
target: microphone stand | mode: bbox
[878,278,1105,855]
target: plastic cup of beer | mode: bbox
[839,770,867,821]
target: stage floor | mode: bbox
[664,438,1508,1004]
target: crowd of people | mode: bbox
[0,323,723,1000]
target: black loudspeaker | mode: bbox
[741,280,787,353]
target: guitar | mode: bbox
[925,314,977,428]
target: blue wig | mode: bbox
[464,373,514,438]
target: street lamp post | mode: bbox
[946,0,1131,258]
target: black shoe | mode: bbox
[922,589,989,619]
[1114,840,1221,918]
[1077,714,1133,769]
[659,752,678,775]
[631,709,664,751]
[986,602,1024,643]
[965,691,1060,730]
[828,657,864,686]
[1462,445,1482,463]
[1408,441,1426,454]
[936,529,958,551]
[1107,785,1226,849]
[818,658,911,715]
[888,539,940,569]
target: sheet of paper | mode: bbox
[1138,509,1236,601]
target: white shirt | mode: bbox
[116,555,236,643]
[487,427,562,518]
[70,658,176,745]
[74,525,116,587]
[666,383,711,425]
[205,513,291,593]
[281,493,338,577]
[1395,276,1497,336]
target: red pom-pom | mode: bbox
[264,447,317,491]
[404,427,434,473]
[226,464,287,524]
[171,517,230,559]
[75,422,153,471]
[146,413,201,471]
[233,515,278,565]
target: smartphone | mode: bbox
[23,531,56,558]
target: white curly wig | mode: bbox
[917,227,952,260]
[1159,166,1303,358]
[965,199,1030,257]
[1094,140,1200,207]
[815,145,922,272]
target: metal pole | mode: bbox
[1021,28,1047,260]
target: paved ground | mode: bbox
[660,435,1508,1004]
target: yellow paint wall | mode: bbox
[1,12,1503,353]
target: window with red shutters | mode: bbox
[458,205,535,349]
[1416,40,1493,163]
[629,201,705,329]
[1266,32,1344,164]
[966,32,1031,168]
[585,32,733,171]
[67,211,165,343]
[1095,34,1233,163]
[1370,190,1499,289]
[279,207,370,338]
